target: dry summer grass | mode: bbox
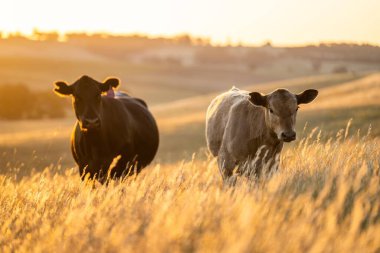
[0,128,379,253]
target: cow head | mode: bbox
[249,89,318,142]
[54,75,120,131]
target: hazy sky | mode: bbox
[1,0,379,45]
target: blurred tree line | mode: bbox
[0,84,66,120]
[3,31,380,67]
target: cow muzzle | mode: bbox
[280,131,296,142]
[81,118,101,131]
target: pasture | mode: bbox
[0,62,379,252]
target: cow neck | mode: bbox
[82,128,105,157]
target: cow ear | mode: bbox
[54,81,73,96]
[249,92,267,107]
[296,89,318,104]
[100,77,120,92]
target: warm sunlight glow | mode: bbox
[1,0,379,45]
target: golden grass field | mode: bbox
[0,70,380,252]
[1,128,379,252]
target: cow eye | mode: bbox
[269,108,274,114]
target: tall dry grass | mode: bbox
[0,127,379,253]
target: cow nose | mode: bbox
[281,131,296,142]
[82,118,101,129]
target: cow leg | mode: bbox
[217,150,236,182]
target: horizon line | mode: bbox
[1,28,379,48]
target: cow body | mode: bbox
[206,87,318,181]
[72,95,159,181]
[54,75,159,183]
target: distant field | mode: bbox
[0,56,286,105]
[0,72,379,175]
[2,41,379,106]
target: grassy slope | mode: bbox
[155,72,380,160]
[153,71,372,128]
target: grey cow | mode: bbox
[206,87,318,182]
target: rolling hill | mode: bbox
[154,72,380,160]
[0,72,379,174]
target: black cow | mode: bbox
[54,75,159,183]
